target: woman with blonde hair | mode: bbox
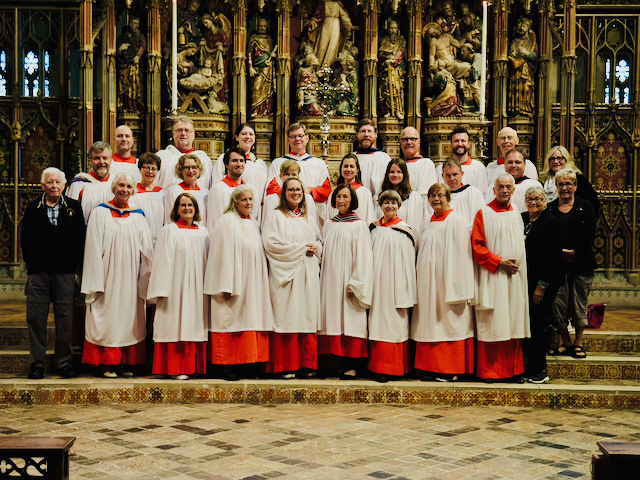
[164,153,209,225]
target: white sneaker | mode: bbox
[103,371,117,378]
[173,374,189,380]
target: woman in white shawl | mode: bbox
[147,193,210,380]
[81,174,153,378]
[262,177,322,379]
[411,183,475,382]
[205,185,274,381]
[319,183,373,379]
[368,190,417,383]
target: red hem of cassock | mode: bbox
[318,335,368,358]
[367,340,410,376]
[414,338,475,374]
[475,339,525,379]
[266,332,317,373]
[152,341,207,375]
[82,339,146,366]
[209,331,270,365]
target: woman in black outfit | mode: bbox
[522,186,563,383]
[547,168,597,359]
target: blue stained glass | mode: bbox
[0,77,6,97]
[33,78,39,96]
[605,58,611,81]
[0,51,5,70]
[44,51,49,73]
[44,78,49,97]
[615,86,620,104]
[24,78,28,96]
[616,59,630,82]
[624,86,630,104]
[604,85,610,103]
[0,51,5,96]
[25,51,38,75]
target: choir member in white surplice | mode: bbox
[81,174,153,377]
[374,158,424,232]
[472,174,531,381]
[164,154,209,226]
[265,123,331,223]
[368,190,417,382]
[434,127,489,194]
[412,183,475,381]
[262,178,322,378]
[262,160,317,230]
[207,147,259,231]
[485,148,541,213]
[323,154,375,226]
[399,126,437,197]
[353,118,392,195]
[147,193,209,380]
[485,127,538,190]
[211,124,268,213]
[133,152,165,245]
[155,116,214,190]
[110,125,142,184]
[205,185,274,381]
[66,141,115,224]
[319,184,373,379]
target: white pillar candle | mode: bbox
[172,0,178,113]
[480,0,488,117]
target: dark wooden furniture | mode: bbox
[0,437,75,479]
[592,441,640,480]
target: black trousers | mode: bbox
[524,285,558,375]
[25,272,76,369]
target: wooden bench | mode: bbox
[592,441,640,480]
[0,437,75,479]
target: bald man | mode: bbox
[485,127,538,193]
[398,126,437,198]
[110,125,142,184]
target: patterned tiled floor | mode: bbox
[2,403,638,479]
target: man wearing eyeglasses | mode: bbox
[265,123,330,226]
[353,118,391,195]
[435,126,488,194]
[485,147,541,213]
[486,127,538,189]
[471,173,530,383]
[110,125,142,184]
[155,115,214,190]
[398,126,436,198]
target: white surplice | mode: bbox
[66,174,114,224]
[164,184,209,226]
[323,185,376,226]
[206,180,258,231]
[205,213,274,333]
[81,204,153,347]
[486,158,539,192]
[262,192,318,230]
[155,145,214,190]
[212,152,268,198]
[262,210,322,333]
[411,211,475,343]
[474,206,531,341]
[436,159,489,193]
[424,184,485,230]
[147,222,209,342]
[484,177,541,213]
[110,159,142,184]
[374,191,424,232]
[405,157,437,197]
[320,219,373,338]
[354,150,392,195]
[134,188,166,245]
[368,221,417,343]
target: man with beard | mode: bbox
[436,126,488,193]
[353,118,391,195]
[110,125,141,184]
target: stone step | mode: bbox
[0,377,639,410]
[0,326,56,350]
[547,353,640,380]
[0,350,83,374]
[581,330,640,353]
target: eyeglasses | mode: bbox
[525,197,544,204]
[141,166,158,172]
[549,156,565,163]
[182,165,200,171]
[428,193,446,200]
[174,128,194,134]
[288,134,306,140]
[401,138,419,143]
[557,182,575,189]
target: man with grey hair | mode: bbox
[155,115,214,190]
[486,127,538,189]
[485,147,541,213]
[21,167,85,379]
[471,173,530,382]
[66,141,115,223]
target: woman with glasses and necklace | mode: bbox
[134,152,165,245]
[521,186,563,383]
[164,154,209,226]
[262,177,322,379]
[539,146,599,216]
[547,169,596,360]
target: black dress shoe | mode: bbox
[28,365,44,380]
[57,366,78,379]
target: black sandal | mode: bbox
[549,344,573,356]
[571,345,587,359]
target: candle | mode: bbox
[480,0,487,117]
[172,0,178,113]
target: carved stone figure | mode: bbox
[305,0,353,69]
[116,17,146,114]
[334,49,358,116]
[296,51,322,116]
[248,19,277,117]
[199,13,231,105]
[177,0,202,46]
[508,16,538,118]
[378,19,406,121]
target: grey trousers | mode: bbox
[25,272,76,369]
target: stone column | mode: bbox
[406,0,423,131]
[275,0,292,158]
[147,0,162,151]
[492,1,510,157]
[536,1,553,169]
[560,0,576,152]
[80,0,94,164]
[362,3,378,120]
[9,13,20,280]
[104,0,117,142]
[232,3,248,134]
[628,19,640,285]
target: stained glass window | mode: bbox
[0,51,6,96]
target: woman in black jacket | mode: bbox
[547,168,597,359]
[522,186,563,383]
